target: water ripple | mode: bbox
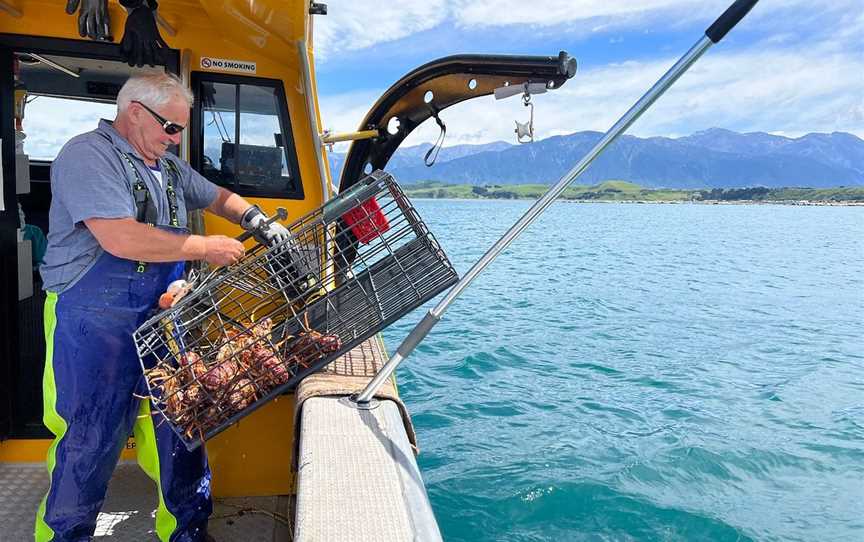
[386,201,864,542]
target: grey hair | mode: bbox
[116,73,193,113]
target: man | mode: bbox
[35,72,285,542]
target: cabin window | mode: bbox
[21,96,116,160]
[192,73,303,199]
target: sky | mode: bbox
[16,1,862,160]
[312,0,864,149]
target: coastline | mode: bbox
[562,199,864,206]
[403,181,864,206]
[410,197,864,206]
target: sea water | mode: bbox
[383,200,864,542]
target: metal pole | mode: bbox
[155,12,177,37]
[298,38,337,284]
[297,40,333,202]
[355,1,759,404]
[320,129,380,145]
[29,54,80,78]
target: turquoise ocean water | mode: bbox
[382,200,863,542]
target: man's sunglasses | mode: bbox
[133,100,186,135]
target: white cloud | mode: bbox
[314,0,859,59]
[314,0,448,59]
[452,0,861,30]
[318,89,380,133]
[314,0,722,56]
[319,40,864,147]
[453,0,705,27]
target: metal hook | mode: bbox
[515,90,534,144]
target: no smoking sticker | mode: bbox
[200,56,257,74]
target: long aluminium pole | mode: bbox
[355,0,760,405]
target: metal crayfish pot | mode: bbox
[133,170,458,449]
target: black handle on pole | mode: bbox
[235,230,255,243]
[705,0,759,43]
[234,207,288,242]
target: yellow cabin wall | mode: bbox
[1,0,328,235]
[206,396,296,497]
[1,0,327,496]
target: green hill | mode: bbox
[401,181,864,203]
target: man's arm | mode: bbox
[171,160,289,245]
[84,217,243,266]
[206,187,291,246]
[207,186,252,223]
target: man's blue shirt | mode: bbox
[40,119,218,293]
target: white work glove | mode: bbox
[240,205,290,247]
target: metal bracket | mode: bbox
[494,80,548,101]
[309,2,327,15]
[340,395,380,410]
[320,130,335,153]
[515,91,534,144]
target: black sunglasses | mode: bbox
[133,100,186,135]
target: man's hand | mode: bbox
[240,206,291,247]
[65,0,112,41]
[203,236,245,266]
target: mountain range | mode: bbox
[328,128,864,189]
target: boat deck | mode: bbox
[0,462,293,541]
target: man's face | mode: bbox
[129,95,189,162]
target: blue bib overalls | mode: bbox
[35,233,213,540]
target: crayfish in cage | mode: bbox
[144,313,347,440]
[282,329,343,369]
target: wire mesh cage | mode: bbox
[133,170,458,449]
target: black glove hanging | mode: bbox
[65,0,112,41]
[119,1,168,67]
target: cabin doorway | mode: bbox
[0,33,178,439]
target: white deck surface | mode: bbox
[0,462,292,541]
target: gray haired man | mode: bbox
[35,72,286,542]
